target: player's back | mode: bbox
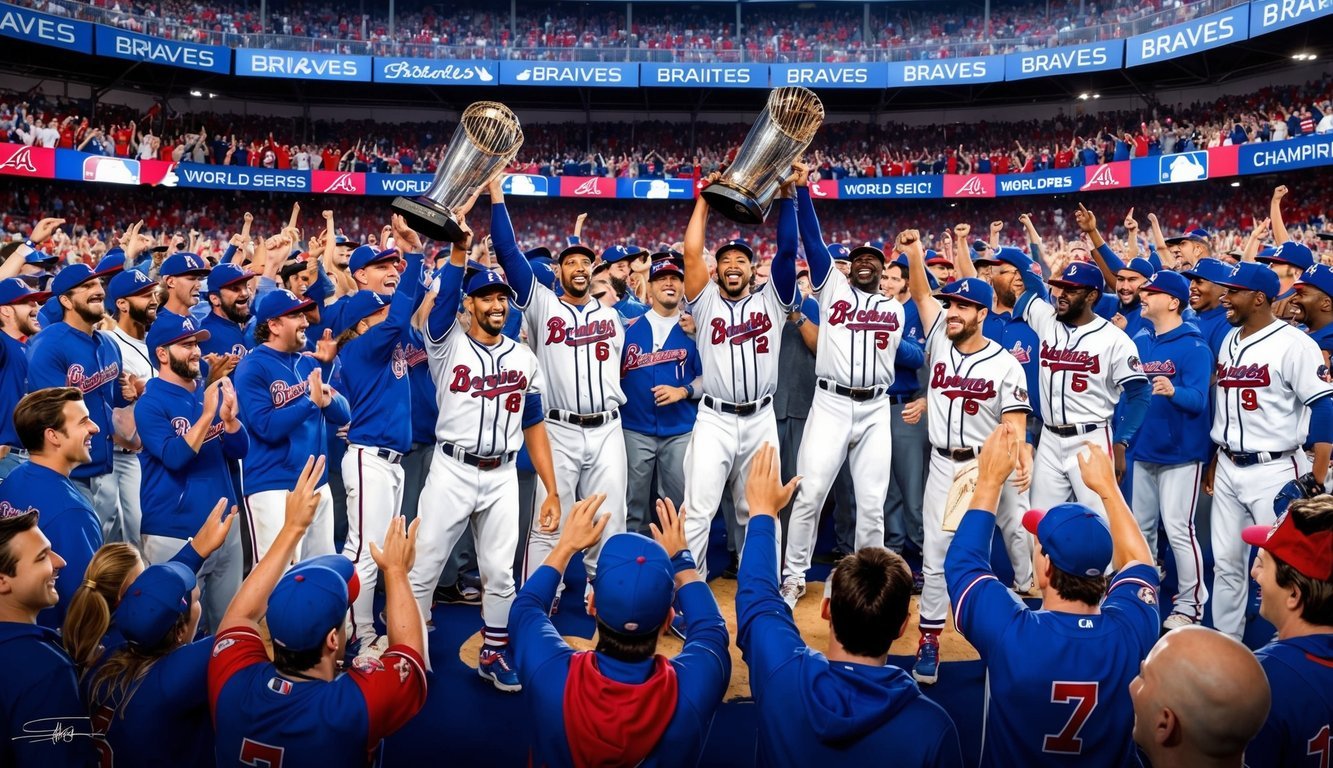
[1248,634,1333,768]
[90,639,214,768]
[975,566,1159,768]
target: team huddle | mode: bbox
[0,166,1330,768]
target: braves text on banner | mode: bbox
[1239,132,1333,173]
[1004,41,1123,81]
[885,56,1005,87]
[95,26,230,74]
[366,174,435,196]
[0,4,93,53]
[639,62,768,88]
[769,62,888,89]
[175,165,309,192]
[235,49,371,81]
[1249,0,1333,36]
[1126,7,1250,66]
[995,168,1081,196]
[838,178,941,199]
[373,58,498,85]
[499,61,637,87]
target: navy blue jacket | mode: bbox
[0,622,95,767]
[620,314,701,438]
[1130,322,1214,464]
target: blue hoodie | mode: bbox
[1129,321,1213,464]
[736,516,963,767]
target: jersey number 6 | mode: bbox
[1043,681,1098,754]
[595,341,611,361]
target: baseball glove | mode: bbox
[942,459,980,533]
[1274,472,1326,516]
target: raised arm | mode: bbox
[793,164,832,290]
[1270,185,1290,244]
[426,231,470,344]
[1077,444,1153,569]
[1075,203,1123,286]
[683,182,713,302]
[899,229,942,333]
[487,179,535,309]
[770,194,798,309]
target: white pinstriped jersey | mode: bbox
[521,285,625,414]
[688,280,793,403]
[425,322,542,456]
[925,312,1031,450]
[1211,318,1333,453]
[1023,297,1145,426]
[813,266,903,388]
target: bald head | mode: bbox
[1131,626,1270,766]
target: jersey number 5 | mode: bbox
[240,739,285,767]
[1043,681,1098,754]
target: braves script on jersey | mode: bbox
[520,286,624,414]
[1211,319,1333,452]
[426,323,543,455]
[1023,298,1144,425]
[814,266,903,387]
[689,280,791,402]
[925,313,1031,449]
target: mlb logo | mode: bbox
[267,677,293,695]
[1159,151,1208,184]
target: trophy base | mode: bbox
[391,196,466,243]
[701,183,768,225]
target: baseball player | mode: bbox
[210,458,428,768]
[620,254,702,535]
[679,174,798,582]
[1206,262,1333,641]
[947,424,1159,767]
[198,262,258,366]
[881,255,929,560]
[105,269,160,553]
[1182,258,1234,357]
[0,387,103,630]
[900,231,1033,685]
[1129,271,1213,629]
[233,289,349,572]
[156,251,212,323]
[1289,259,1333,370]
[968,247,1044,429]
[409,219,559,690]
[782,170,904,607]
[26,263,136,542]
[1015,205,1150,514]
[488,181,628,601]
[0,278,48,480]
[333,217,426,653]
[1243,496,1333,768]
[136,313,249,633]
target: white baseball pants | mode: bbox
[242,484,335,573]
[1031,424,1114,514]
[1132,460,1209,622]
[341,446,406,646]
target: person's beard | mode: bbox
[946,313,981,343]
[1056,292,1090,324]
[169,351,201,380]
[128,301,157,328]
[74,297,105,325]
[222,295,251,324]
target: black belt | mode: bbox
[440,441,514,471]
[355,445,403,465]
[702,394,773,416]
[1044,422,1103,437]
[936,447,977,461]
[818,379,885,402]
[1222,448,1295,468]
[546,409,620,428]
[116,448,138,455]
[887,394,918,405]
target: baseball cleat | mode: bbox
[352,635,390,667]
[434,583,482,606]
[1162,613,1197,631]
[913,634,940,685]
[779,577,806,610]
[478,648,522,692]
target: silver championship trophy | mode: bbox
[391,101,524,243]
[701,87,824,225]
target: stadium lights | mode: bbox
[1230,181,1241,187]
[189,89,202,97]
[208,93,217,98]
[1078,93,1101,100]
[1292,52,1318,61]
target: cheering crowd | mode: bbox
[0,166,1330,765]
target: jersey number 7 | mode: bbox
[241,738,285,767]
[1043,681,1098,754]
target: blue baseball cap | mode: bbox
[601,245,634,264]
[1256,245,1278,261]
[464,269,515,298]
[1213,262,1281,301]
[1181,257,1231,284]
[592,533,675,636]
[334,234,360,248]
[1294,264,1333,298]
[649,259,684,280]
[255,288,315,324]
[925,249,952,266]
[115,561,196,648]
[715,239,753,261]
[106,269,158,306]
[935,277,993,309]
[975,246,1035,274]
[1049,262,1104,292]
[1165,228,1211,246]
[160,252,211,277]
[557,244,597,263]
[208,263,256,294]
[349,245,399,272]
[50,264,100,296]
[828,243,851,262]
[0,277,50,306]
[1258,241,1315,271]
[848,243,886,263]
[95,251,126,277]
[1118,257,1156,280]
[145,313,210,368]
[1140,270,1189,304]
[266,555,359,651]
[1023,503,1113,577]
[24,247,57,265]
[524,246,553,263]
[331,291,389,336]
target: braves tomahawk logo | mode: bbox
[827,301,900,331]
[270,379,310,407]
[1008,340,1031,364]
[622,343,687,374]
[955,176,987,196]
[1216,362,1271,387]
[66,362,120,394]
[171,416,226,442]
[0,146,38,174]
[710,312,772,345]
[573,178,604,196]
[1039,343,1101,373]
[322,173,359,194]
[546,318,617,346]
[448,365,528,399]
[1081,163,1123,191]
[931,363,998,401]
